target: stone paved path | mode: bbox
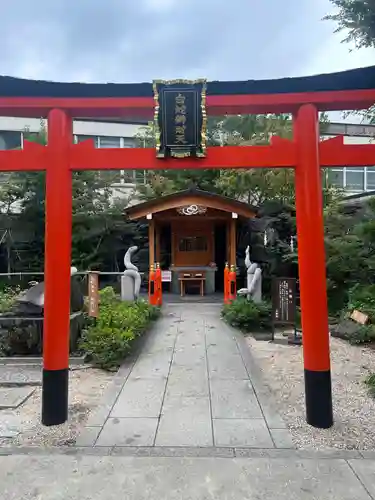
[1,453,374,500]
[78,304,293,449]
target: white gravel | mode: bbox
[247,335,375,450]
[0,367,114,447]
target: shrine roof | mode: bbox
[125,189,257,220]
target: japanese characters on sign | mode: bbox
[88,272,99,318]
[153,79,207,158]
[175,92,187,146]
[161,270,172,282]
[350,309,368,325]
[272,277,296,325]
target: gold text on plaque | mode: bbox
[175,93,187,145]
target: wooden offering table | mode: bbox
[178,270,206,297]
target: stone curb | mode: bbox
[0,356,85,366]
[0,445,373,460]
[0,381,42,388]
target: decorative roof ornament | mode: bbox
[177,205,207,216]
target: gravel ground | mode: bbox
[247,335,375,450]
[0,367,114,447]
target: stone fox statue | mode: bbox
[237,245,262,303]
[123,245,141,300]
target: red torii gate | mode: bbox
[0,67,374,430]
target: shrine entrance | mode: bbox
[0,66,374,431]
[125,189,256,296]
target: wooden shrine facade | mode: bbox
[126,189,256,295]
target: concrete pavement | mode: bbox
[0,450,374,499]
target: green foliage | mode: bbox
[221,297,272,332]
[135,114,330,204]
[0,322,41,356]
[347,324,375,344]
[325,1,375,123]
[214,114,295,205]
[348,284,375,318]
[134,121,221,199]
[323,198,375,315]
[0,125,144,276]
[80,287,160,370]
[364,372,375,398]
[324,0,375,49]
[0,286,19,313]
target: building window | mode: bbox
[0,131,22,150]
[121,171,135,183]
[179,236,208,252]
[327,169,344,188]
[366,170,375,190]
[74,135,145,185]
[123,138,135,148]
[76,135,99,147]
[99,136,121,148]
[345,169,365,192]
[327,167,371,192]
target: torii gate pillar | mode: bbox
[294,104,333,428]
[42,109,73,426]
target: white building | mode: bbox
[323,122,375,195]
[0,116,148,204]
[0,117,374,198]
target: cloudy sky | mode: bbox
[0,0,373,84]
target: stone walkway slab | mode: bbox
[129,352,172,379]
[96,418,159,447]
[0,412,22,438]
[110,378,167,418]
[0,366,41,386]
[210,379,263,419]
[347,459,375,498]
[213,418,275,448]
[0,387,35,409]
[156,396,212,447]
[78,304,293,450]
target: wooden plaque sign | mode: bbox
[161,270,172,282]
[350,309,368,325]
[153,79,207,159]
[88,272,99,318]
[272,277,296,326]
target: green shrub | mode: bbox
[346,324,375,345]
[80,287,160,370]
[0,322,41,356]
[365,372,375,398]
[221,297,272,332]
[348,284,375,319]
[0,286,20,313]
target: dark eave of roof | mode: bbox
[0,66,374,98]
[342,190,375,201]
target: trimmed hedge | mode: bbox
[221,297,272,332]
[80,287,160,370]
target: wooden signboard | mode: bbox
[88,272,99,318]
[153,79,207,159]
[272,277,296,326]
[350,309,368,325]
[161,270,172,282]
